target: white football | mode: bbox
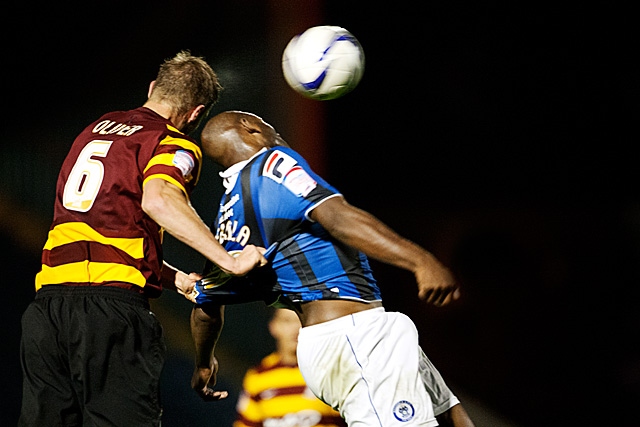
[282,25,365,101]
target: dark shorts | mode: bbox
[19,285,166,427]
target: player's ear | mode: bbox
[188,105,206,123]
[275,134,290,148]
[240,117,261,135]
[147,81,156,98]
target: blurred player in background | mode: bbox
[19,53,266,427]
[188,111,475,426]
[234,307,346,427]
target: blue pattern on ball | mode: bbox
[301,35,359,92]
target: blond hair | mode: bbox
[151,50,222,117]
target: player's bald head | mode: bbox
[201,111,286,167]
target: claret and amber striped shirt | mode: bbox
[234,352,346,427]
[35,107,201,298]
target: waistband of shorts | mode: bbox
[299,306,385,337]
[36,285,150,309]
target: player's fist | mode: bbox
[415,255,460,306]
[233,244,268,273]
[176,271,201,303]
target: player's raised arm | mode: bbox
[142,177,267,276]
[310,196,460,306]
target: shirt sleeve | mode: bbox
[261,147,341,222]
[142,132,203,198]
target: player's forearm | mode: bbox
[321,200,458,302]
[191,305,224,367]
[348,218,430,272]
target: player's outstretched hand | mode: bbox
[415,255,461,307]
[191,359,229,402]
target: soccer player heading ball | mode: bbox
[189,110,475,427]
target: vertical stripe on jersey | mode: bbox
[240,161,266,248]
[279,238,319,289]
[338,250,380,299]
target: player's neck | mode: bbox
[143,100,183,130]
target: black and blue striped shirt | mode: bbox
[195,146,381,307]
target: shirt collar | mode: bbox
[219,147,268,193]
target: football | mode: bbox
[282,25,365,101]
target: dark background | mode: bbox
[2,1,639,426]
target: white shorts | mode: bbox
[297,307,459,426]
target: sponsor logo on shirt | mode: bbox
[263,151,316,197]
